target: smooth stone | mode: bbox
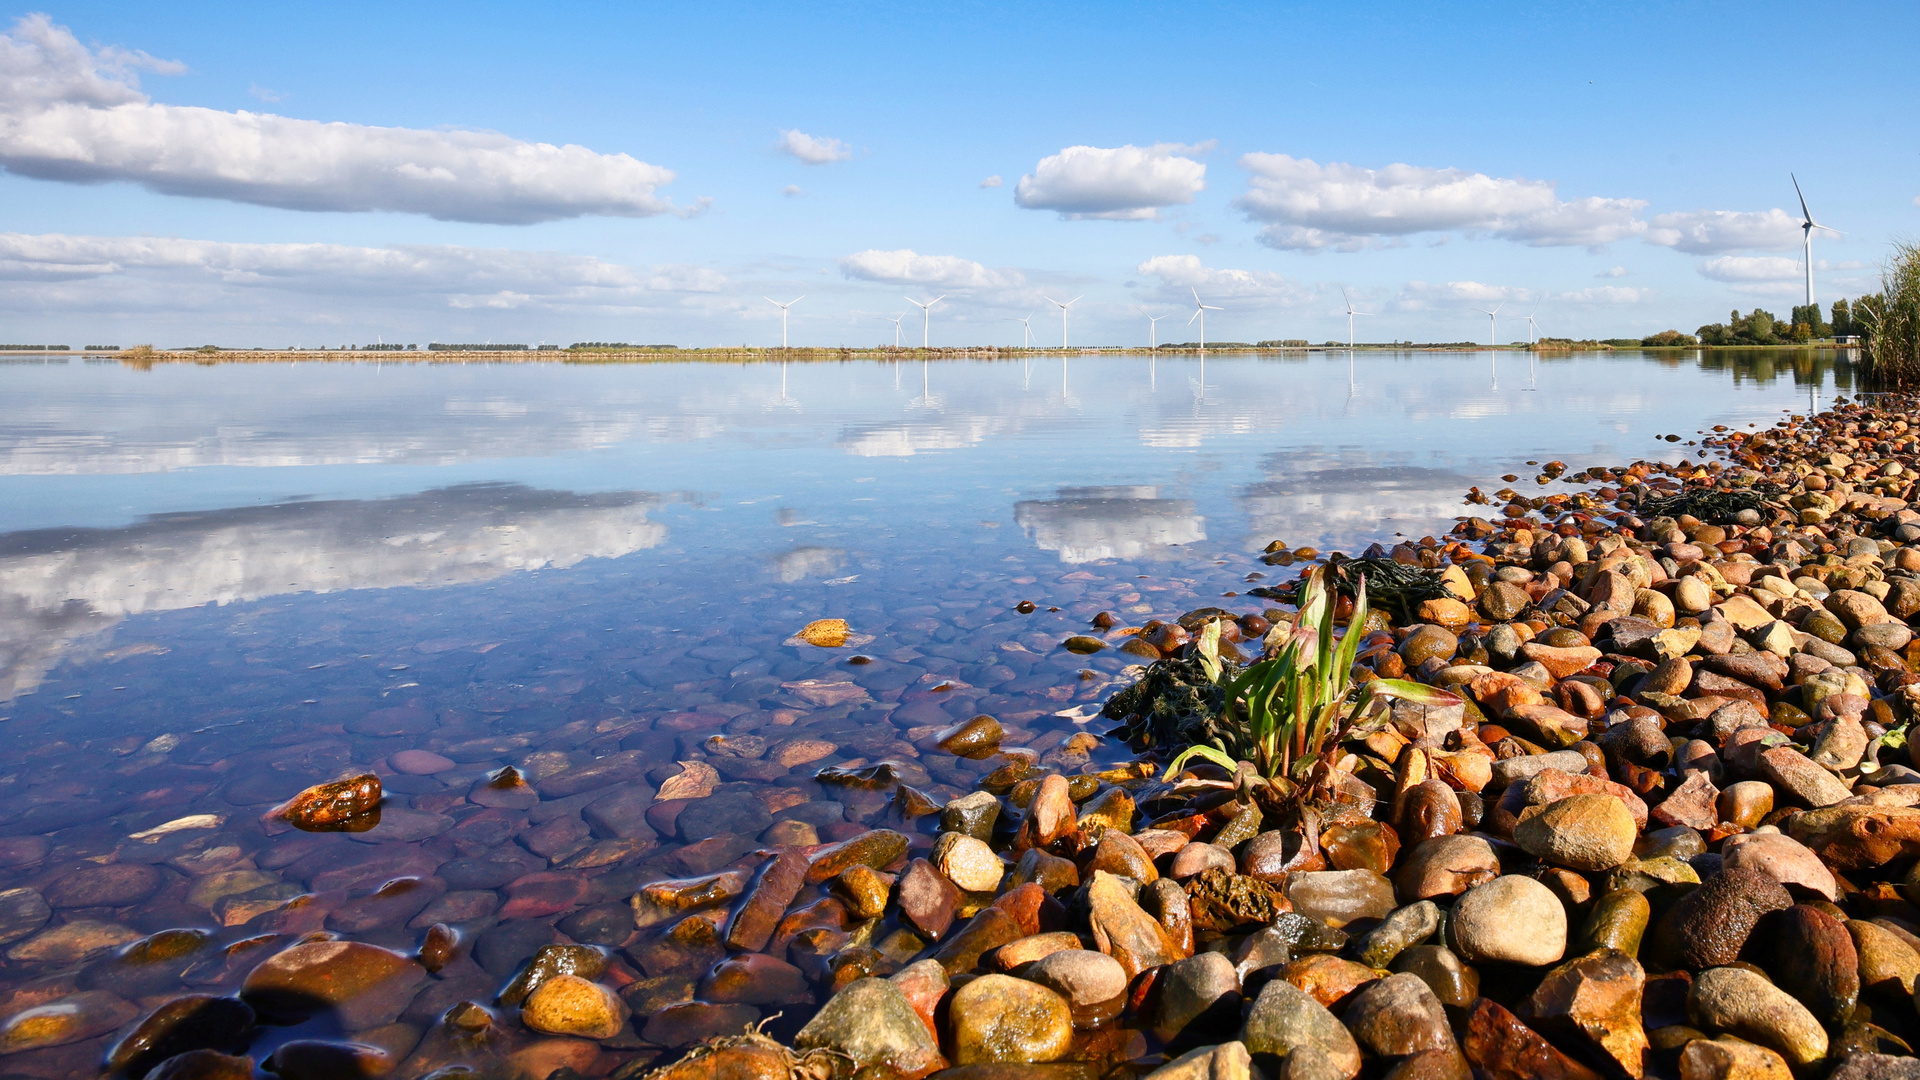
[1352,902,1441,969]
[794,977,943,1076]
[0,888,51,946]
[262,1039,395,1080]
[1846,920,1920,1002]
[1084,871,1184,977]
[1146,951,1241,1047]
[1239,978,1361,1079]
[1284,954,1384,1008]
[499,944,607,1007]
[239,940,424,1025]
[898,858,960,940]
[942,792,1002,843]
[1646,869,1791,970]
[1343,972,1455,1058]
[1514,794,1636,871]
[1394,835,1500,900]
[1284,869,1396,929]
[275,774,382,831]
[1085,830,1158,884]
[1720,832,1838,900]
[1149,1042,1257,1080]
[937,715,1005,759]
[389,750,455,775]
[935,833,1006,893]
[1450,876,1567,968]
[520,973,627,1039]
[950,973,1074,1064]
[1169,842,1236,880]
[1752,905,1858,1027]
[45,863,165,908]
[1575,889,1650,957]
[1391,946,1480,1010]
[1025,949,1127,1007]
[0,990,139,1054]
[1829,1055,1920,1080]
[1688,965,1828,1067]
[107,994,255,1076]
[6,919,141,963]
[1678,1038,1793,1080]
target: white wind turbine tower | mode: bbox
[1042,295,1082,348]
[1341,289,1372,349]
[1792,174,1839,308]
[906,295,945,349]
[765,296,804,348]
[1146,312,1170,349]
[1014,314,1035,348]
[1188,289,1222,350]
[884,312,906,349]
[1476,302,1503,347]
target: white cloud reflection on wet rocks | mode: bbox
[0,483,668,699]
[1014,486,1205,564]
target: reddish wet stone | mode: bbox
[725,850,810,952]
[1462,998,1603,1080]
[932,907,1026,975]
[44,864,165,909]
[899,858,960,940]
[807,829,911,884]
[273,775,382,832]
[699,953,810,1005]
[499,872,590,918]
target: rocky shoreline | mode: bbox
[11,392,1920,1079]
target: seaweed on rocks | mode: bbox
[1633,486,1769,524]
[1318,554,1450,624]
[1102,650,1242,755]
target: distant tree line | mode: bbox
[428,343,528,351]
[0,344,69,351]
[568,342,681,350]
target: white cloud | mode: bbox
[1237,154,1647,251]
[0,232,733,323]
[0,14,691,224]
[776,129,851,165]
[1697,255,1800,283]
[1598,266,1628,278]
[979,174,1002,188]
[782,184,801,197]
[837,248,1025,291]
[1014,143,1208,220]
[1395,280,1526,308]
[247,83,282,103]
[1553,285,1652,304]
[1645,209,1801,254]
[1134,254,1314,304]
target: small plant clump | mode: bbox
[1106,566,1457,801]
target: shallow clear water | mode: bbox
[0,347,1854,1072]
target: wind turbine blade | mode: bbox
[1814,223,1841,235]
[932,295,946,305]
[1188,309,1201,326]
[1792,173,1812,222]
[1192,288,1202,306]
[1068,295,1083,306]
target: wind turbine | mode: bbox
[1476,302,1503,347]
[883,312,906,348]
[764,296,804,348]
[1042,295,1082,348]
[1792,174,1839,308]
[906,295,945,349]
[1014,314,1035,348]
[1522,304,1542,390]
[1341,289,1372,349]
[1188,289,1222,351]
[1523,303,1541,345]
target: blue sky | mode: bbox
[1,1,1915,347]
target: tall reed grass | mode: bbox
[1863,240,1920,389]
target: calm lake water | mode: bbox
[0,347,1853,1073]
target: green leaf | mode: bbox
[1197,620,1223,683]
[1166,744,1243,778]
[1367,678,1463,706]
